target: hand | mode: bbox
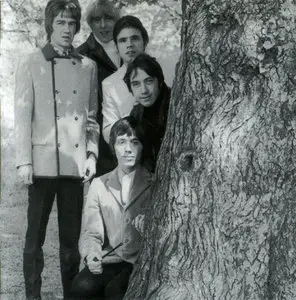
[86,253,103,274]
[132,214,145,235]
[82,154,96,183]
[17,165,33,185]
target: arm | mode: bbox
[79,179,105,261]
[101,80,120,144]
[14,55,34,183]
[83,62,100,182]
[86,61,100,157]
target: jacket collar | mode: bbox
[85,34,118,70]
[105,166,153,209]
[42,43,83,61]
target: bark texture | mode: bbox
[124,0,296,299]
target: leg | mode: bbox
[23,178,57,299]
[104,262,133,300]
[56,178,83,299]
[71,266,105,298]
[71,263,133,299]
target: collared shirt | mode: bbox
[93,35,120,68]
[117,168,137,206]
[51,43,72,57]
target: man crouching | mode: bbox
[72,116,153,299]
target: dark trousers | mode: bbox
[71,262,133,299]
[23,178,83,299]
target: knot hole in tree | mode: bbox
[177,150,199,173]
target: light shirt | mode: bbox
[117,168,137,206]
[93,35,120,68]
[51,43,72,56]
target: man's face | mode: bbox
[91,14,116,43]
[116,27,145,64]
[51,11,76,48]
[114,133,143,172]
[130,68,159,107]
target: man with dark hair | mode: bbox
[124,53,171,172]
[77,0,121,176]
[14,0,99,298]
[101,15,149,143]
[72,116,152,299]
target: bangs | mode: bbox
[86,0,120,25]
[114,123,136,139]
[93,5,116,19]
[60,7,79,19]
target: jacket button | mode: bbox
[124,238,129,244]
[72,61,76,65]
[75,116,78,121]
[56,116,60,120]
[73,90,77,94]
[53,60,57,64]
[57,143,61,147]
[55,90,59,94]
[75,143,79,148]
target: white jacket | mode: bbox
[102,65,136,143]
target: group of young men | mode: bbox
[15,0,173,299]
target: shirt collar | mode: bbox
[117,167,137,185]
[41,43,83,61]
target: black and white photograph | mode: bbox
[1,0,296,299]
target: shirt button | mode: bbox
[75,143,79,148]
[124,238,129,244]
[72,61,76,65]
[125,218,130,224]
[73,90,77,94]
[75,116,78,121]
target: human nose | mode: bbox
[124,141,132,152]
[100,17,105,28]
[64,23,70,33]
[126,38,133,48]
[141,83,148,94]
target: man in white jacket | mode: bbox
[15,1,99,298]
[101,15,149,143]
[72,116,153,299]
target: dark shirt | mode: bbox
[77,34,119,176]
[130,84,171,172]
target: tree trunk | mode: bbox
[124,0,296,299]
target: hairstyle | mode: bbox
[109,116,145,155]
[45,0,81,41]
[85,0,120,27]
[113,15,149,47]
[124,53,165,93]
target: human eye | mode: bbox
[117,138,125,144]
[131,81,140,88]
[132,139,140,145]
[146,78,154,85]
[93,17,102,23]
[131,35,140,41]
[118,37,127,44]
[105,15,113,21]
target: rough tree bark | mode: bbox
[124,0,296,299]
